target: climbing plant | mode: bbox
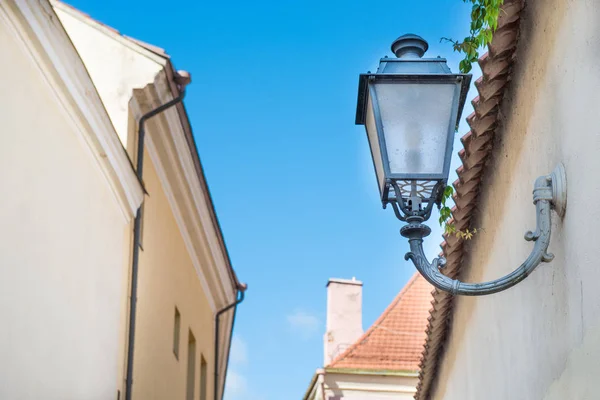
[442,0,504,74]
[438,0,503,238]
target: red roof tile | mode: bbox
[328,273,433,372]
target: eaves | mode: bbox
[163,66,242,294]
[325,367,419,377]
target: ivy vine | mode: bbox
[437,0,503,238]
[442,0,504,74]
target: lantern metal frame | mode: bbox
[401,163,567,296]
[356,62,471,208]
[354,34,568,296]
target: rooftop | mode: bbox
[328,273,433,372]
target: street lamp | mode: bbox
[356,34,567,296]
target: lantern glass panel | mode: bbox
[365,95,386,196]
[373,81,456,177]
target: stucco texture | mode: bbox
[0,17,129,400]
[430,1,600,399]
[54,5,163,148]
[51,9,221,396]
[130,146,215,400]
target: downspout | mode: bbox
[125,74,190,400]
[215,283,247,400]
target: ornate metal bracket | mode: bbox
[400,164,567,296]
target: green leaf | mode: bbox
[477,34,486,47]
[444,223,457,235]
[471,5,482,21]
[440,0,501,96]
[444,186,454,197]
[459,59,472,73]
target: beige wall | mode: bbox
[430,1,600,399]
[54,3,165,151]
[2,2,230,399]
[0,13,133,400]
[52,9,167,392]
[52,9,229,397]
[130,146,215,400]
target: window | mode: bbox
[186,330,197,400]
[200,355,207,400]
[173,307,181,359]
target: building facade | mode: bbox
[304,274,432,399]
[0,1,243,399]
[0,1,144,398]
[417,0,600,399]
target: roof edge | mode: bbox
[51,0,170,64]
[327,278,363,287]
[302,371,320,400]
[325,367,419,377]
[2,0,145,221]
[163,65,241,292]
[415,0,525,398]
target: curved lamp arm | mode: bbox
[401,164,567,296]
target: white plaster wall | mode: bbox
[430,1,600,399]
[325,279,363,365]
[0,17,129,400]
[324,373,417,400]
[54,5,163,147]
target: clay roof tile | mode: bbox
[328,273,433,372]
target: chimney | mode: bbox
[324,277,363,365]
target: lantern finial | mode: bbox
[391,34,428,59]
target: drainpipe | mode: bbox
[215,283,247,400]
[125,72,190,400]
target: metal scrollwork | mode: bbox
[399,164,567,296]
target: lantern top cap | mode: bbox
[391,34,429,59]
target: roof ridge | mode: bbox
[327,272,422,368]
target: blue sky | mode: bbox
[66,0,480,398]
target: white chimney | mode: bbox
[324,277,363,365]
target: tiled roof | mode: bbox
[328,273,433,372]
[416,0,525,398]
